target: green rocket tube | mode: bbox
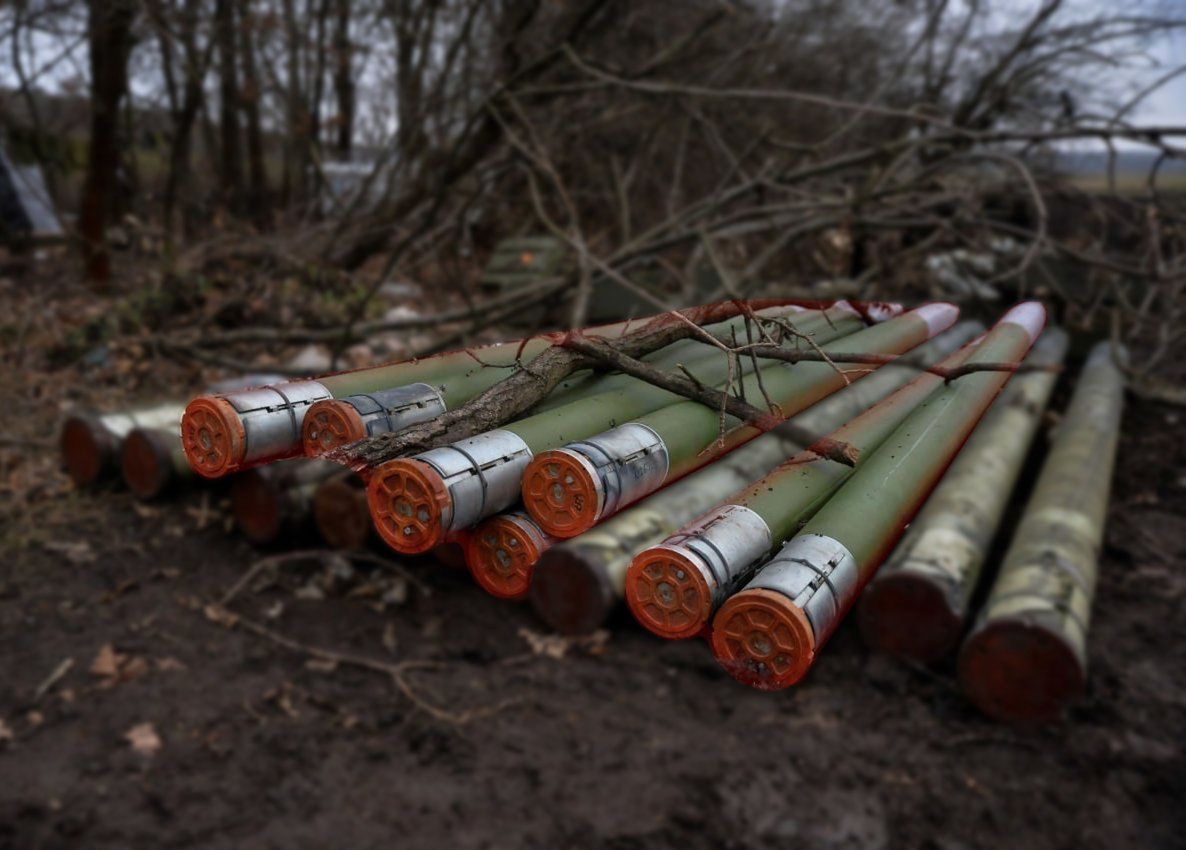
[519,321,984,632]
[60,373,285,488]
[709,302,1046,689]
[297,305,856,455]
[523,304,961,540]
[181,301,842,478]
[365,304,879,554]
[858,328,1068,662]
[957,342,1125,723]
[624,332,980,640]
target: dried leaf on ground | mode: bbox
[89,643,149,686]
[518,627,610,659]
[125,722,162,756]
[43,540,95,564]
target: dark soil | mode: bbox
[1,282,1184,848]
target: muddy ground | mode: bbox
[1,284,1184,849]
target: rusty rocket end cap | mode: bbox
[857,573,963,665]
[60,414,115,487]
[230,469,282,545]
[312,474,370,550]
[465,516,543,600]
[301,400,367,456]
[120,429,173,500]
[181,396,245,479]
[710,589,816,690]
[522,450,601,539]
[625,547,713,640]
[957,618,1085,725]
[530,548,617,636]
[367,459,450,555]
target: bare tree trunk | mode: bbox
[239,0,269,224]
[214,0,244,213]
[280,0,305,205]
[161,0,208,242]
[332,0,354,157]
[79,0,137,287]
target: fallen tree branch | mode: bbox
[562,333,860,466]
[332,299,804,468]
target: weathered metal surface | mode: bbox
[60,403,187,488]
[958,341,1125,723]
[230,459,341,546]
[465,511,555,599]
[526,304,960,539]
[627,505,774,639]
[183,381,334,478]
[368,430,534,553]
[527,322,983,634]
[711,303,1045,689]
[858,328,1068,662]
[312,472,374,550]
[366,305,866,554]
[120,427,195,500]
[301,383,446,454]
[522,423,669,538]
[623,333,978,639]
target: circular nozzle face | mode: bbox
[302,400,367,456]
[522,450,600,538]
[625,548,713,640]
[529,548,617,636]
[312,475,371,550]
[367,459,450,554]
[465,516,545,600]
[710,589,816,690]
[957,619,1085,724]
[60,415,113,487]
[857,573,963,664]
[230,470,282,545]
[181,397,244,478]
[120,430,172,500]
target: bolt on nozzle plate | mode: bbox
[367,459,452,554]
[625,547,713,640]
[465,513,550,599]
[710,589,816,689]
[302,400,367,454]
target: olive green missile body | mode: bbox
[525,322,985,633]
[625,330,979,640]
[366,304,881,555]
[958,342,1125,723]
[523,304,960,540]
[181,302,831,478]
[182,312,659,479]
[709,303,1045,689]
[858,328,1069,662]
[298,305,847,456]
